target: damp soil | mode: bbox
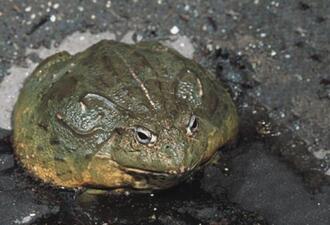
[1,1,330,225]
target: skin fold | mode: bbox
[13,40,238,190]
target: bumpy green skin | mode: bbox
[13,41,238,190]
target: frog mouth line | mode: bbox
[122,167,188,177]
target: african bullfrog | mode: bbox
[13,40,238,190]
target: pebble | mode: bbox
[136,34,143,42]
[53,3,60,9]
[0,154,14,171]
[170,26,179,34]
[50,15,56,22]
[206,44,213,51]
[284,54,291,59]
[270,50,277,56]
[25,6,32,12]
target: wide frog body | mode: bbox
[13,40,238,190]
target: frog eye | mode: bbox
[186,115,198,136]
[134,127,156,144]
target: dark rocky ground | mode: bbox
[1,0,330,224]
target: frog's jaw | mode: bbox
[83,137,201,190]
[81,155,189,190]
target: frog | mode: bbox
[13,40,238,191]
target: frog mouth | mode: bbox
[121,166,194,190]
[119,150,219,177]
[121,166,192,177]
[116,152,218,190]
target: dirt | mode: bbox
[0,0,329,225]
